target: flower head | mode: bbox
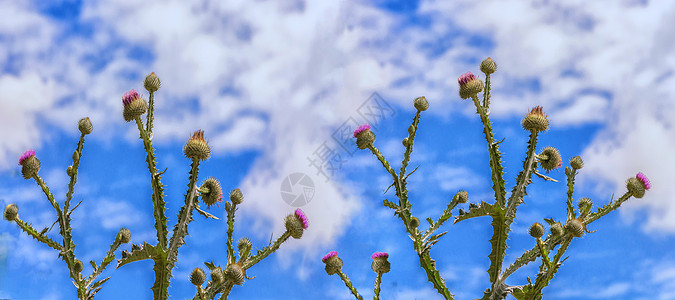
[322,251,343,275]
[144,72,161,93]
[294,208,309,229]
[354,124,375,149]
[458,72,484,99]
[200,177,223,208]
[539,146,561,172]
[636,172,651,190]
[18,150,35,166]
[371,251,391,273]
[353,124,371,138]
[4,204,18,221]
[285,208,309,239]
[522,106,549,132]
[19,150,40,179]
[480,57,497,75]
[184,130,211,161]
[122,89,141,106]
[122,89,148,122]
[322,251,338,263]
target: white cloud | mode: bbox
[92,198,143,230]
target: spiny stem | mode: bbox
[565,167,578,221]
[367,144,399,185]
[535,238,552,270]
[585,192,632,224]
[146,91,155,138]
[167,159,201,264]
[400,110,421,179]
[374,272,383,300]
[505,130,539,218]
[483,74,491,110]
[226,203,237,264]
[243,231,291,269]
[337,270,363,300]
[12,217,62,251]
[470,94,506,208]
[85,237,122,287]
[65,133,85,213]
[135,116,168,248]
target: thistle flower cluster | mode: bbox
[324,57,651,300]
[7,72,307,300]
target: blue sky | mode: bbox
[1,0,674,299]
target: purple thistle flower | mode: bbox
[353,124,371,138]
[458,72,478,86]
[294,208,309,229]
[322,251,338,263]
[122,89,140,106]
[18,150,35,166]
[371,252,389,259]
[636,172,651,190]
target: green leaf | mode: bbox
[487,207,508,283]
[383,199,398,210]
[116,242,157,269]
[453,201,493,224]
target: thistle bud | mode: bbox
[353,124,375,150]
[211,267,224,284]
[200,178,223,208]
[230,188,244,205]
[183,130,210,161]
[66,165,74,177]
[190,267,206,286]
[453,190,469,204]
[565,219,585,238]
[72,151,79,163]
[410,217,420,228]
[480,57,497,75]
[238,238,252,258]
[402,137,409,147]
[570,156,584,169]
[122,89,148,122]
[143,72,161,93]
[528,222,545,239]
[224,263,245,285]
[539,147,562,172]
[322,251,342,275]
[78,117,93,135]
[4,204,18,221]
[550,222,563,237]
[285,208,309,239]
[118,228,131,244]
[522,106,549,132]
[371,252,391,274]
[19,150,40,179]
[578,197,593,217]
[73,260,83,273]
[458,72,484,99]
[413,96,429,111]
[225,201,232,212]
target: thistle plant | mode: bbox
[189,208,309,299]
[5,72,306,299]
[4,120,131,299]
[325,57,651,299]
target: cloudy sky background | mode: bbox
[1,0,674,299]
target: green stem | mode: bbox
[146,91,155,137]
[243,231,291,269]
[400,110,421,179]
[226,203,237,265]
[65,133,85,213]
[337,270,363,300]
[12,217,63,251]
[135,117,168,248]
[85,237,122,287]
[483,74,491,110]
[535,238,552,270]
[218,284,233,300]
[585,192,632,224]
[167,159,201,264]
[418,252,454,299]
[565,167,578,221]
[505,130,539,218]
[374,272,383,300]
[470,94,506,208]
